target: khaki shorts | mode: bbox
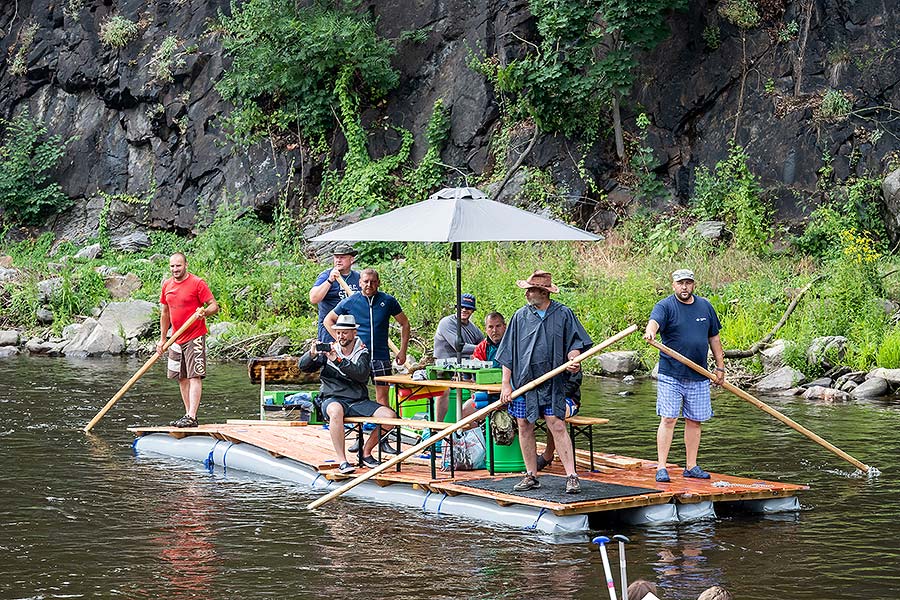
[167,336,207,379]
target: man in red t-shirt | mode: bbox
[157,253,219,428]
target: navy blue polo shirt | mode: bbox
[650,294,721,380]
[333,291,402,361]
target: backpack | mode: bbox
[490,409,517,446]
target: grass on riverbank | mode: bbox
[4,206,900,378]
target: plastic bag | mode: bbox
[490,409,517,446]
[442,426,486,471]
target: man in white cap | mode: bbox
[643,268,725,483]
[309,243,360,343]
[298,314,397,474]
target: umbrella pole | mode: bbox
[452,242,463,363]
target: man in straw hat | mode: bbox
[309,243,360,343]
[298,314,397,474]
[496,270,592,494]
[643,268,725,483]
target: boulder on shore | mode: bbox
[597,351,640,375]
[755,366,806,391]
[0,330,19,346]
[850,377,889,399]
[98,300,156,339]
[62,318,124,357]
[802,385,850,402]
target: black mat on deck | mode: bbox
[456,476,661,504]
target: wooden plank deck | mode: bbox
[129,422,808,517]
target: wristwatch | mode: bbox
[714,367,725,372]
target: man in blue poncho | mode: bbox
[496,270,592,494]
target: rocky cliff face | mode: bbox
[1,0,897,242]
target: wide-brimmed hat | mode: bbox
[332,243,358,257]
[333,314,359,330]
[459,293,476,310]
[516,270,559,293]
[672,268,695,282]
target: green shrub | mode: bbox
[702,24,720,49]
[692,141,771,254]
[819,89,852,120]
[10,22,39,76]
[214,0,398,146]
[718,0,760,29]
[876,325,900,368]
[99,15,139,48]
[150,35,181,83]
[0,111,71,225]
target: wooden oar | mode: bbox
[334,274,414,370]
[307,324,638,510]
[83,309,204,433]
[646,338,874,474]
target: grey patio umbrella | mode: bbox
[312,186,602,362]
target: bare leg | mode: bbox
[186,377,202,418]
[326,403,348,464]
[178,378,191,415]
[374,385,390,407]
[517,418,537,473]
[364,406,397,457]
[684,418,702,469]
[435,390,449,421]
[657,417,678,467]
[545,415,576,477]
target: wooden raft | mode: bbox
[128,422,807,517]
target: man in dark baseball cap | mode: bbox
[309,243,360,343]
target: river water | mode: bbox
[1,355,898,599]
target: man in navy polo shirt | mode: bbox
[644,268,725,483]
[308,243,360,343]
[325,268,410,411]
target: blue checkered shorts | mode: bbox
[508,397,554,420]
[656,373,713,422]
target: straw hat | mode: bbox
[515,270,559,293]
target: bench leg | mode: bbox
[486,416,495,476]
[587,425,595,472]
[358,423,365,466]
[429,428,436,479]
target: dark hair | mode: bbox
[627,580,658,599]
[485,311,505,324]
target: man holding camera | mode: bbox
[298,314,397,474]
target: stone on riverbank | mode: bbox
[0,267,18,282]
[36,308,54,325]
[62,318,124,357]
[0,346,19,357]
[37,278,62,303]
[597,351,640,375]
[98,300,156,339]
[867,368,900,384]
[104,273,143,299]
[266,335,293,356]
[755,366,806,391]
[0,330,19,346]
[74,243,102,260]
[850,377,889,399]
[806,336,847,370]
[759,339,787,372]
[802,385,850,402]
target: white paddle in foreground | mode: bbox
[306,324,638,510]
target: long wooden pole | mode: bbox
[83,310,204,433]
[307,324,637,510]
[646,338,873,473]
[335,274,413,370]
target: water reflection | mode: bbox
[1,356,899,599]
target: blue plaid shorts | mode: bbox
[508,397,554,420]
[656,373,713,422]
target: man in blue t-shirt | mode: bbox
[643,268,725,483]
[325,268,410,410]
[308,244,361,342]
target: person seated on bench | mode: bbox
[536,370,582,471]
[460,311,507,419]
[297,314,396,474]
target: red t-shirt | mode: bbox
[160,273,214,343]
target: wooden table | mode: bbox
[375,374,502,420]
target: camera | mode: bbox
[315,342,332,353]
